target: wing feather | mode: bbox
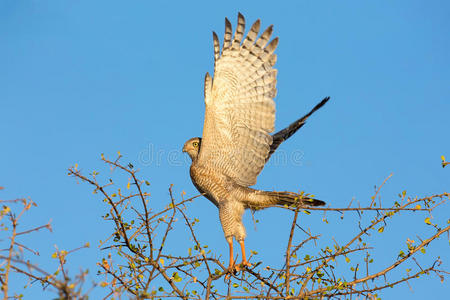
[232,13,245,50]
[212,32,220,63]
[223,18,232,51]
[198,13,278,187]
[204,72,212,103]
[255,25,273,49]
[267,96,331,162]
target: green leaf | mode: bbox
[172,272,182,282]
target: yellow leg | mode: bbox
[225,238,235,280]
[227,238,234,271]
[236,240,252,271]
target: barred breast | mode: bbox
[189,163,230,207]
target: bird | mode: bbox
[182,13,330,274]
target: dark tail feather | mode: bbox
[265,191,326,207]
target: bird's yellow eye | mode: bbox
[193,142,199,147]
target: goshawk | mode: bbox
[183,13,329,273]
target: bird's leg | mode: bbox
[227,237,235,271]
[225,237,236,280]
[236,239,252,271]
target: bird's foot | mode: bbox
[224,262,237,280]
[224,261,252,280]
[235,261,252,272]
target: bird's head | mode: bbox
[182,137,202,161]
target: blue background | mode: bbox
[1,0,449,298]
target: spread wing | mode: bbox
[198,13,278,187]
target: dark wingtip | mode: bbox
[320,96,331,105]
[308,96,331,115]
[271,36,279,45]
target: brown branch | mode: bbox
[97,262,136,296]
[149,186,178,290]
[68,157,449,299]
[68,168,139,257]
[16,222,52,236]
[322,264,440,297]
[289,246,371,268]
[290,235,320,258]
[175,200,213,277]
[245,268,281,296]
[348,224,449,286]
[151,261,187,299]
[370,173,393,207]
[306,224,450,297]
[285,205,300,296]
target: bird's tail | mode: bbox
[266,191,326,207]
[245,190,325,210]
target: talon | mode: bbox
[225,264,237,280]
[228,266,237,274]
[225,272,231,280]
[235,264,242,272]
[235,261,251,272]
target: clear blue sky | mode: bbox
[1,0,449,298]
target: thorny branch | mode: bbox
[64,155,449,299]
[1,153,448,299]
[0,197,90,299]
